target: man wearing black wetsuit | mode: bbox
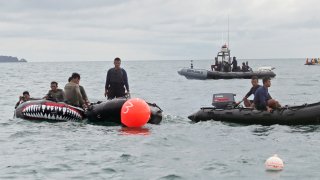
[104,57,129,99]
[231,57,238,72]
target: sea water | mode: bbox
[1,59,320,179]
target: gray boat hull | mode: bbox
[178,68,276,80]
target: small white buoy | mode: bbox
[265,154,284,171]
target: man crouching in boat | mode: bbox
[64,73,87,109]
[15,91,37,109]
[254,77,281,112]
[43,81,65,102]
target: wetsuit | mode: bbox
[64,82,84,107]
[253,86,270,110]
[46,89,65,102]
[231,59,237,72]
[105,68,129,99]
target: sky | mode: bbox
[0,0,319,62]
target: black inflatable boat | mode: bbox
[86,98,162,125]
[188,93,320,125]
[15,99,163,125]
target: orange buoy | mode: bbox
[121,98,151,127]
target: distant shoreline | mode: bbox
[0,55,27,63]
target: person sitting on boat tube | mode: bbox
[254,77,281,112]
[222,61,231,72]
[64,73,87,108]
[43,81,65,102]
[67,77,90,106]
[104,57,130,99]
[241,76,261,108]
[15,91,36,109]
[241,62,248,72]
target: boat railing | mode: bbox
[181,67,208,71]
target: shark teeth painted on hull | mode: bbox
[22,104,83,121]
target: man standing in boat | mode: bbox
[104,57,130,99]
[231,57,238,72]
[254,77,281,112]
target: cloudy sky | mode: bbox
[0,0,319,62]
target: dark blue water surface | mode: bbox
[1,59,320,179]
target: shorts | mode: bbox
[107,86,125,99]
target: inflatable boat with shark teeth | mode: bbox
[15,100,84,121]
[14,98,163,125]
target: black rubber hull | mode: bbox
[206,71,276,79]
[15,100,85,122]
[188,102,320,125]
[86,98,163,126]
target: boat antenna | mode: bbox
[221,33,224,46]
[227,15,229,49]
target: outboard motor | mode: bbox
[212,93,236,109]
